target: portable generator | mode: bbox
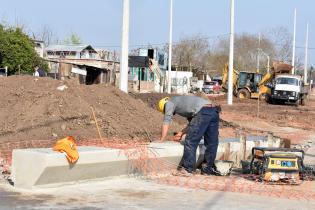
[249,147,305,184]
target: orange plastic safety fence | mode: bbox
[0,138,314,201]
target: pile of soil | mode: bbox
[130,92,187,125]
[0,76,181,142]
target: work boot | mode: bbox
[201,167,221,176]
[172,168,193,177]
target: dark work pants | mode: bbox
[182,107,219,173]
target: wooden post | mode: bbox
[90,106,103,141]
[267,133,273,147]
[257,94,260,118]
[145,67,148,81]
[138,68,141,92]
[254,140,260,148]
[241,135,247,160]
[100,70,104,84]
[238,134,247,167]
[224,143,231,161]
[139,67,142,80]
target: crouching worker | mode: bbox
[158,96,220,176]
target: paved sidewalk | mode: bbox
[0,177,314,210]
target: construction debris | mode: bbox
[56,85,68,91]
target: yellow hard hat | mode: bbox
[158,97,169,113]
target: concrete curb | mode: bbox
[12,137,281,189]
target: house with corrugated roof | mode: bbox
[45,44,119,85]
[46,45,97,59]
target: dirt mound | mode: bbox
[0,76,180,142]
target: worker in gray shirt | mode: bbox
[157,95,220,176]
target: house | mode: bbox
[46,45,97,59]
[128,48,193,94]
[33,40,45,58]
[135,48,167,70]
[45,44,119,85]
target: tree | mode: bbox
[203,52,229,76]
[172,35,209,74]
[264,26,292,63]
[0,24,46,75]
[63,33,82,45]
[215,33,275,72]
[32,25,56,46]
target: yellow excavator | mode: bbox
[221,64,273,99]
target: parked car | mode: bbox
[202,81,221,94]
[189,86,201,94]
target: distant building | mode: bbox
[45,44,119,85]
[95,49,118,62]
[128,48,193,94]
[170,71,193,94]
[33,40,45,58]
[133,48,167,70]
[46,45,97,59]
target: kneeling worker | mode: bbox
[158,95,220,175]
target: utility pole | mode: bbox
[256,33,261,73]
[304,22,309,84]
[228,0,235,105]
[167,0,173,94]
[259,49,270,74]
[292,8,297,74]
[119,0,130,93]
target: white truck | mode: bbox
[270,74,308,106]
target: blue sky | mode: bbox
[0,0,314,66]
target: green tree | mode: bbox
[63,33,82,45]
[0,24,46,75]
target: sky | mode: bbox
[0,0,315,67]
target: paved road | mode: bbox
[0,177,314,210]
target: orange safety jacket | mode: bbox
[53,136,79,163]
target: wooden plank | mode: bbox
[224,143,230,161]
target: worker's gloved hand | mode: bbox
[172,132,183,142]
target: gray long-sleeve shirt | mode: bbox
[163,96,211,124]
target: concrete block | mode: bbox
[12,143,185,189]
[12,147,131,189]
[12,137,283,189]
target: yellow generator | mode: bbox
[250,147,305,184]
